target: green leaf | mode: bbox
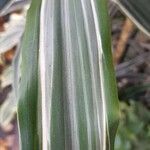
[17,0,41,149]
[113,0,150,36]
[18,0,119,150]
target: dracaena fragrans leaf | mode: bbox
[18,0,119,150]
[112,0,150,36]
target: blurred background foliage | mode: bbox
[110,1,150,149]
[115,102,150,150]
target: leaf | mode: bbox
[0,14,25,54]
[112,0,150,36]
[13,44,21,99]
[17,0,41,149]
[0,45,21,127]
[0,90,16,127]
[0,14,24,126]
[0,0,15,15]
[115,102,150,150]
[0,0,30,17]
[0,66,13,88]
[18,0,119,150]
[0,57,16,127]
[0,0,10,10]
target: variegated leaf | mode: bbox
[18,0,119,150]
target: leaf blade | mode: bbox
[18,0,119,150]
[17,0,41,149]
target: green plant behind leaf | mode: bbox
[113,0,150,36]
[115,102,150,150]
